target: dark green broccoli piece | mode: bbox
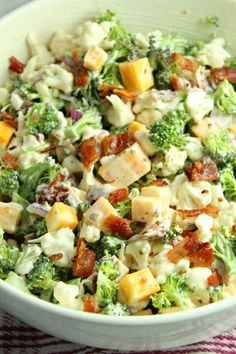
[0,169,19,197]
[211,227,236,274]
[26,256,60,295]
[96,10,116,23]
[151,273,192,312]
[220,165,236,202]
[0,229,19,279]
[102,302,130,316]
[202,16,219,27]
[149,31,188,54]
[12,77,38,101]
[213,80,236,115]
[34,219,47,237]
[149,110,190,153]
[95,252,120,307]
[100,235,127,256]
[110,125,128,134]
[204,132,235,166]
[26,103,58,135]
[162,224,183,244]
[65,107,102,142]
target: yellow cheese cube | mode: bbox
[128,121,147,133]
[46,202,78,232]
[119,58,154,92]
[141,185,170,208]
[99,143,151,188]
[0,202,23,234]
[132,195,163,223]
[119,268,160,305]
[0,121,15,150]
[83,47,108,72]
[134,309,153,316]
[83,197,117,231]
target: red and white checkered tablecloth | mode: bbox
[1,309,236,354]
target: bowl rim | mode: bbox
[1,0,236,326]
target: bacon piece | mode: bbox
[50,253,63,261]
[177,205,219,218]
[184,160,218,182]
[167,232,214,267]
[101,133,136,156]
[108,188,129,205]
[65,52,90,87]
[48,173,65,189]
[211,67,236,84]
[98,83,137,101]
[103,214,133,239]
[79,137,100,170]
[207,269,222,287]
[2,152,19,170]
[150,179,168,187]
[75,70,90,87]
[8,56,25,74]
[0,111,17,129]
[41,145,58,153]
[83,295,100,313]
[172,53,197,73]
[72,239,96,278]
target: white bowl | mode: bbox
[0,0,236,350]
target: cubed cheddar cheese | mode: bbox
[134,309,153,316]
[128,121,148,133]
[83,47,108,72]
[132,195,162,223]
[0,202,23,234]
[191,117,219,142]
[99,142,151,188]
[141,185,170,209]
[119,268,160,305]
[0,121,15,151]
[119,58,154,93]
[46,202,78,232]
[83,196,117,231]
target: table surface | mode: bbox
[1,1,236,353]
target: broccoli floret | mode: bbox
[34,219,47,237]
[204,132,235,166]
[95,253,120,307]
[220,165,236,202]
[162,224,183,244]
[149,31,188,54]
[96,9,116,23]
[26,103,58,135]
[100,235,127,256]
[12,77,38,101]
[211,227,236,274]
[149,110,190,153]
[102,302,130,316]
[213,80,236,115]
[151,273,192,313]
[110,125,128,134]
[202,16,220,27]
[26,255,60,295]
[0,229,19,279]
[208,285,223,302]
[226,57,236,69]
[65,107,102,142]
[0,169,19,197]
[114,188,139,218]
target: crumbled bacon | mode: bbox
[8,56,25,74]
[41,145,58,153]
[64,52,90,87]
[79,137,100,170]
[211,67,236,84]
[150,179,168,187]
[2,152,19,170]
[184,160,218,182]
[177,205,219,218]
[0,111,17,129]
[207,269,222,287]
[36,174,69,205]
[50,253,63,261]
[103,214,133,239]
[72,238,96,278]
[98,83,137,101]
[167,232,214,267]
[108,188,129,205]
[172,53,197,73]
[101,133,136,157]
[48,173,65,189]
[232,224,236,234]
[83,295,100,313]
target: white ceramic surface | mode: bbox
[0,0,236,350]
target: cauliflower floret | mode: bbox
[176,180,212,209]
[195,214,213,242]
[67,186,86,210]
[106,95,134,127]
[15,245,42,276]
[214,202,236,230]
[136,109,162,126]
[11,93,24,111]
[40,64,74,95]
[21,56,39,84]
[82,126,109,142]
[186,267,212,305]
[198,38,231,69]
[79,222,101,243]
[26,33,55,68]
[54,281,83,310]
[161,146,187,176]
[185,137,204,161]
[124,240,151,270]
[135,33,149,50]
[18,151,47,169]
[133,89,181,115]
[50,111,68,142]
[0,88,9,105]
[186,88,214,123]
[49,30,76,60]
[62,155,84,174]
[111,255,129,282]
[170,173,188,206]
[211,184,229,210]
[75,21,111,50]
[36,227,75,267]
[79,164,101,192]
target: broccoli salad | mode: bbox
[0,10,236,317]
